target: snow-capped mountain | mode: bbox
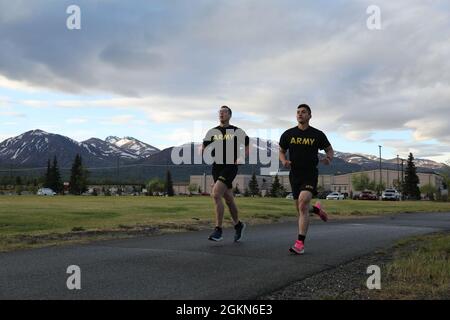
[0,129,114,167]
[0,130,160,168]
[335,151,445,171]
[334,151,382,166]
[106,136,160,158]
[0,130,445,178]
[384,157,444,170]
[82,138,138,160]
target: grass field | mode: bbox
[0,195,449,251]
[372,232,450,300]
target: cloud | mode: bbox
[1,0,449,157]
[0,110,26,117]
[66,117,88,124]
[100,115,135,125]
[382,139,450,159]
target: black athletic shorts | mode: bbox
[212,164,238,189]
[289,168,319,199]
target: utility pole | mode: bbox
[401,159,404,183]
[401,158,405,200]
[203,172,206,194]
[116,156,120,184]
[378,145,382,194]
[397,155,400,185]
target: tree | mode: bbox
[69,154,88,195]
[270,174,282,197]
[44,159,51,188]
[188,183,199,195]
[403,153,421,200]
[420,184,437,201]
[147,178,165,195]
[352,173,371,191]
[393,179,403,193]
[248,173,260,197]
[165,170,175,196]
[51,156,63,194]
[374,182,386,195]
[233,185,241,195]
[441,162,450,201]
[15,184,24,195]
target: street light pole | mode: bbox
[379,145,382,194]
[401,158,405,200]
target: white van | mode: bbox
[37,188,56,196]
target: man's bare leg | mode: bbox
[297,191,313,237]
[223,188,239,225]
[211,181,228,228]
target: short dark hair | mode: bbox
[297,104,311,115]
[220,105,232,116]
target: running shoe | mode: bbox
[208,227,223,241]
[234,221,246,242]
[289,240,305,255]
[314,201,328,222]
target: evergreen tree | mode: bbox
[404,153,421,200]
[52,156,63,194]
[270,174,282,197]
[165,170,174,196]
[44,159,51,188]
[248,172,260,196]
[69,154,88,195]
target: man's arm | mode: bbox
[321,145,334,165]
[279,147,291,168]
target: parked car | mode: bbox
[37,188,56,196]
[382,189,401,201]
[317,190,332,199]
[326,192,345,200]
[285,193,294,200]
[358,190,378,200]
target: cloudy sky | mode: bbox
[0,0,449,162]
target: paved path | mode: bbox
[1,212,449,299]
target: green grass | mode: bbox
[372,233,450,299]
[0,196,449,251]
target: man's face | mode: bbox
[219,108,231,122]
[297,107,311,124]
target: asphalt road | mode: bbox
[1,212,449,300]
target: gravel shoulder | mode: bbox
[259,231,450,300]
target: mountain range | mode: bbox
[0,130,445,183]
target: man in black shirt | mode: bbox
[279,104,334,254]
[202,106,250,242]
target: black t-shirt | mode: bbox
[279,126,331,171]
[203,125,250,166]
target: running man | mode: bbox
[279,104,334,254]
[202,106,250,242]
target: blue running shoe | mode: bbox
[208,227,223,241]
[234,222,246,242]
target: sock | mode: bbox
[216,226,222,231]
[234,221,242,229]
[298,234,306,243]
